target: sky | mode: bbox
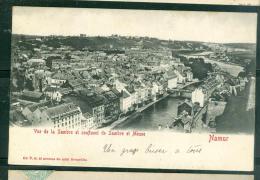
[12,6,257,43]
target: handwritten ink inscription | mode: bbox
[103,144,116,153]
[186,145,202,154]
[145,144,167,154]
[120,147,139,156]
[102,144,201,156]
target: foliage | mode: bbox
[180,57,213,80]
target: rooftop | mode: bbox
[26,100,51,112]
[45,102,80,119]
[82,112,93,119]
[22,90,43,99]
[122,90,130,98]
[103,90,118,101]
[83,94,107,107]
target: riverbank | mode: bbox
[105,93,169,129]
[215,78,255,134]
[137,94,169,112]
[183,53,244,77]
[203,58,244,77]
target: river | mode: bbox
[116,79,254,134]
[115,97,181,130]
[182,53,244,77]
[204,58,244,77]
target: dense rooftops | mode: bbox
[45,102,80,119]
[22,90,43,100]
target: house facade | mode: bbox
[28,102,82,128]
[167,71,178,89]
[120,90,132,113]
[82,112,94,129]
[192,88,206,107]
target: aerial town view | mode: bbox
[9,8,256,134]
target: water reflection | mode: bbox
[116,97,181,130]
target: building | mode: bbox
[44,87,72,102]
[136,86,147,105]
[173,113,193,133]
[177,100,194,116]
[37,102,82,128]
[21,90,44,102]
[33,70,52,92]
[62,79,85,91]
[120,90,132,113]
[199,76,221,100]
[239,77,248,91]
[22,100,51,121]
[186,70,193,82]
[127,86,139,105]
[10,110,28,126]
[157,81,165,96]
[174,70,186,84]
[27,58,45,66]
[192,88,206,107]
[166,71,178,89]
[81,112,94,129]
[82,94,106,127]
[103,90,120,121]
[44,87,62,102]
[177,100,201,116]
[111,88,121,98]
[151,82,159,101]
[114,79,127,93]
[48,72,68,87]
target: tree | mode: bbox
[245,59,255,76]
[181,57,213,80]
[238,71,246,78]
[25,79,34,91]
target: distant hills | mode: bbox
[12,34,256,52]
[222,43,256,51]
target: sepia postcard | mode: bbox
[8,6,256,171]
[8,171,254,180]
